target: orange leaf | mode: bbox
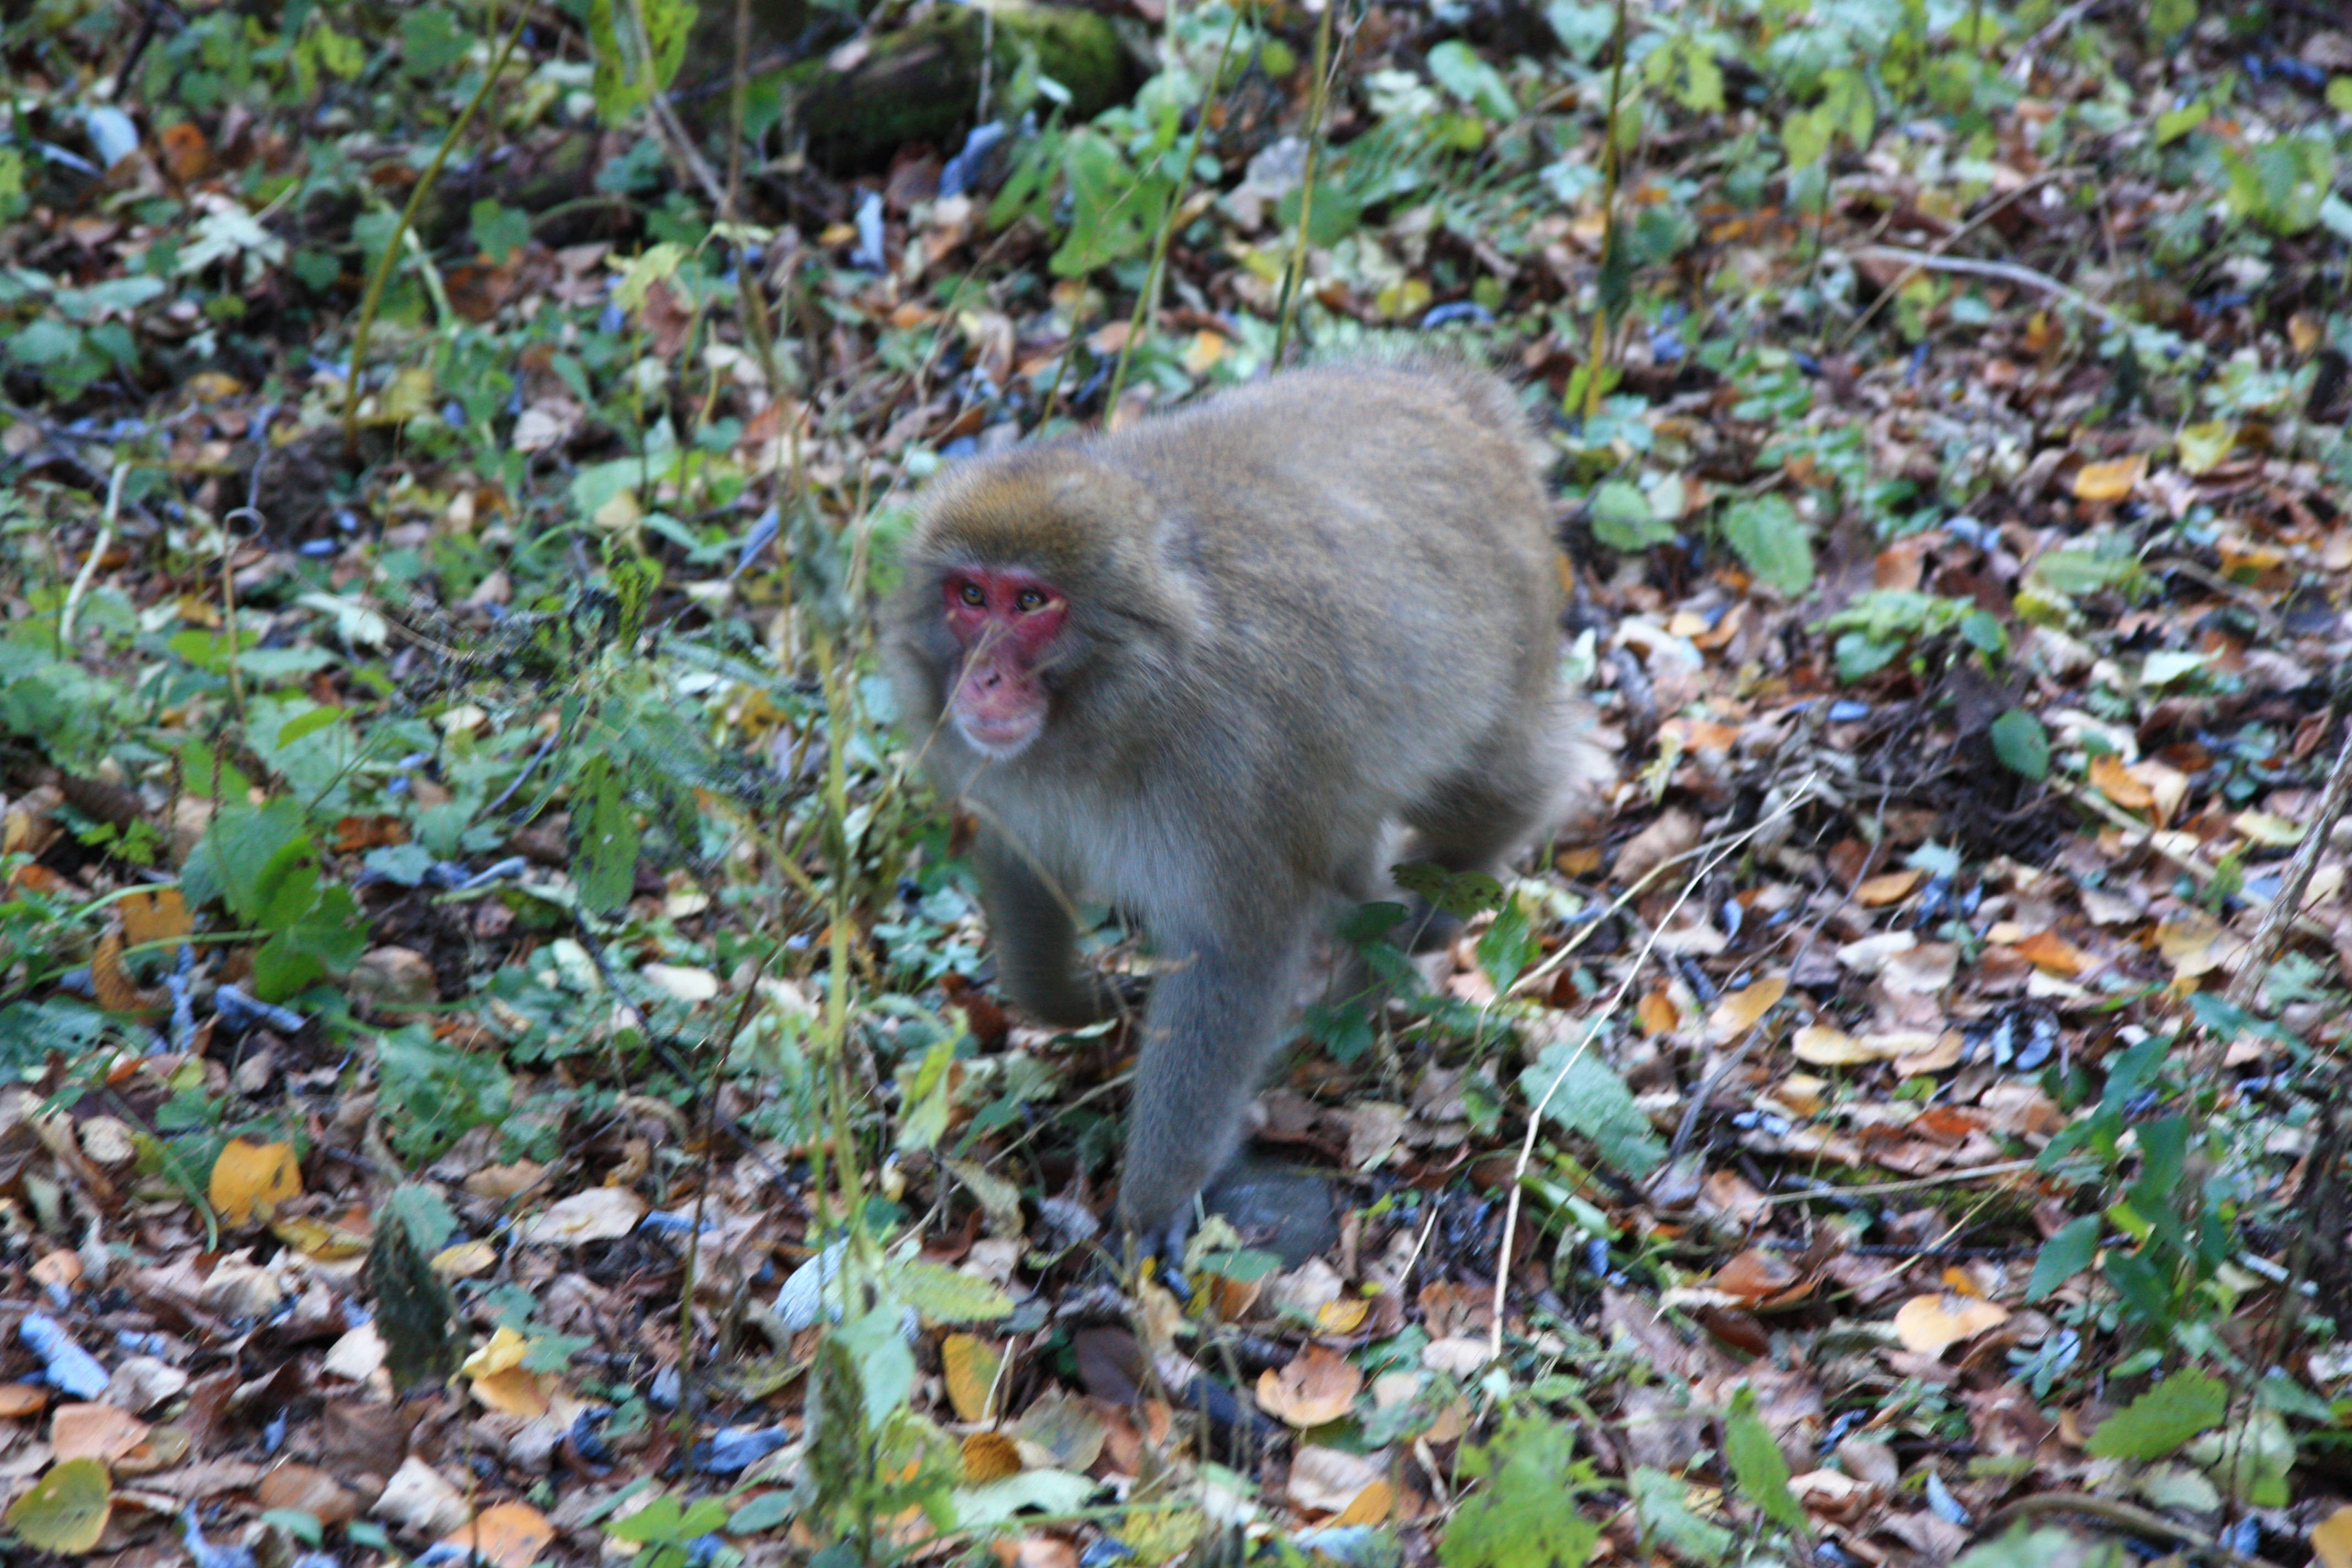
[2012,930,2088,976]
[209,1138,302,1226]
[91,933,140,1012]
[1706,974,1787,1042]
[1855,869,1923,907]
[1636,989,1680,1036]
[439,1502,556,1568]
[118,888,190,948]
[962,1431,1022,1483]
[159,121,211,182]
[51,1403,150,1464]
[2089,754,2155,810]
[1256,1344,1363,1429]
[1709,1246,1801,1306]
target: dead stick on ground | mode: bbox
[2220,703,2352,1023]
[1975,1492,2282,1568]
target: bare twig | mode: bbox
[1488,777,1822,1359]
[2223,704,2352,1015]
[1855,244,2121,325]
[57,462,129,649]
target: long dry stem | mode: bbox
[1270,0,1338,368]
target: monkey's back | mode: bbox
[889,360,1578,908]
[1105,363,1562,787]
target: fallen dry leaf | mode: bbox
[2310,1504,2352,1568]
[1707,974,1787,1042]
[943,1334,1004,1423]
[209,1138,302,1227]
[1892,1293,2010,1355]
[438,1500,556,1568]
[1257,1344,1362,1429]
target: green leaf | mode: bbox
[2187,1408,2292,1505]
[399,5,467,77]
[1589,479,1673,552]
[888,1258,1015,1325]
[1520,1038,1664,1178]
[2024,1215,2099,1302]
[836,1303,918,1430]
[571,752,639,914]
[1630,1466,1733,1562]
[2086,1373,2227,1461]
[1723,1386,1806,1534]
[6,1457,112,1552]
[1989,709,2049,781]
[1427,40,1517,120]
[1476,896,1537,991]
[1392,863,1505,919]
[1956,1527,2126,1568]
[1544,0,1615,62]
[895,1036,956,1154]
[1719,494,1813,596]
[372,1200,462,1393]
[1441,1414,1600,1568]
[586,0,690,121]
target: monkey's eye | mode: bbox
[957,582,986,607]
[1014,588,1048,613]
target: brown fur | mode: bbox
[881,361,1611,1234]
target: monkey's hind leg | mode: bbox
[972,830,1128,1027]
[1396,725,1567,935]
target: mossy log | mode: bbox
[777,3,1132,172]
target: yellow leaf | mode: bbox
[1314,1297,1370,1336]
[1892,1293,2010,1355]
[1792,1025,1869,1065]
[1180,331,1227,377]
[2310,1504,2352,1568]
[471,1366,549,1420]
[942,1334,1004,1423]
[1707,974,1788,1042]
[462,1325,531,1380]
[209,1138,302,1227]
[6,1457,113,1553]
[2071,454,2146,502]
[1335,1478,1395,1525]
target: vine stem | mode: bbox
[1270,0,1337,369]
[340,0,531,454]
[1105,1,1248,417]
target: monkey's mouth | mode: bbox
[952,706,1043,760]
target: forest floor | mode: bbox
[5,2,2352,1566]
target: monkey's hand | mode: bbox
[1115,923,1313,1243]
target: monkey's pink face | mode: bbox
[940,566,1068,759]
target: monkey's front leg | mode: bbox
[1117,923,1314,1243]
[972,830,1130,1027]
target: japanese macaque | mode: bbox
[882,361,1610,1240]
